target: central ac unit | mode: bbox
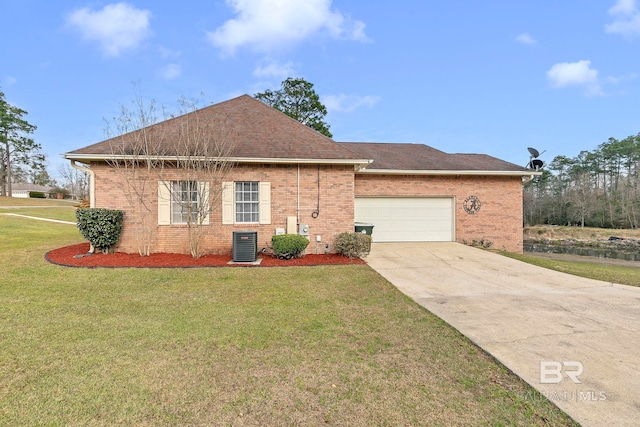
[232,231,258,262]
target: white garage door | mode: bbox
[355,197,454,242]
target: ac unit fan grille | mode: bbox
[232,231,258,262]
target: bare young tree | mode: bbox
[164,96,237,258]
[566,170,594,227]
[105,91,166,256]
[58,163,89,199]
[106,90,236,258]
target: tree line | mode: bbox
[0,88,44,196]
[1,88,88,199]
[524,133,640,229]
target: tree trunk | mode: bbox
[3,133,11,197]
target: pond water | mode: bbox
[524,243,640,262]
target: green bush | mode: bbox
[271,234,309,259]
[28,191,46,198]
[51,187,69,195]
[335,232,371,259]
[76,208,125,253]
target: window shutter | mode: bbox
[199,181,210,225]
[158,181,171,225]
[222,182,233,225]
[259,182,271,225]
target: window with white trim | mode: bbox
[172,181,199,224]
[235,181,259,223]
[158,181,209,226]
[221,181,271,225]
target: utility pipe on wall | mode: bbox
[70,160,95,207]
[297,164,300,224]
[70,160,96,253]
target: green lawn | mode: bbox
[0,196,78,222]
[0,212,578,426]
[500,251,640,287]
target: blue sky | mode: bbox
[2,0,640,178]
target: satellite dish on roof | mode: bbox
[529,159,544,170]
[525,147,546,170]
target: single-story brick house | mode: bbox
[10,183,55,198]
[64,95,538,255]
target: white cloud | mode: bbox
[323,94,380,113]
[606,72,639,84]
[609,0,637,15]
[158,45,181,59]
[515,32,537,45]
[605,0,640,36]
[253,60,296,79]
[546,60,603,96]
[66,2,152,57]
[158,64,181,80]
[207,0,368,55]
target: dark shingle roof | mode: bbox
[339,142,529,172]
[65,95,530,173]
[65,95,366,163]
[12,183,54,192]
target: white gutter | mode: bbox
[297,164,300,224]
[356,168,542,177]
[70,160,95,207]
[63,153,372,167]
[69,160,96,254]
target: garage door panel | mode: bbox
[355,197,454,242]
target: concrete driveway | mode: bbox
[366,242,640,427]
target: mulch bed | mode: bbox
[45,243,366,268]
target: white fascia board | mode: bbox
[63,153,372,166]
[356,168,542,177]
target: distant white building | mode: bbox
[11,183,55,198]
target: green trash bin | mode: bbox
[354,222,373,253]
[354,222,374,235]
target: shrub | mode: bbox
[29,191,46,198]
[76,208,125,253]
[470,239,493,249]
[76,198,90,208]
[335,232,371,259]
[271,234,309,259]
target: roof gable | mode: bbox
[66,95,366,163]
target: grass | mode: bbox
[525,224,640,241]
[0,195,77,207]
[521,223,640,287]
[500,251,640,287]
[0,196,78,222]
[0,213,578,425]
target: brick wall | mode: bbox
[354,174,524,253]
[91,162,355,255]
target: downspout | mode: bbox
[70,160,95,253]
[5,129,12,197]
[522,175,535,184]
[70,160,95,207]
[297,164,300,224]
